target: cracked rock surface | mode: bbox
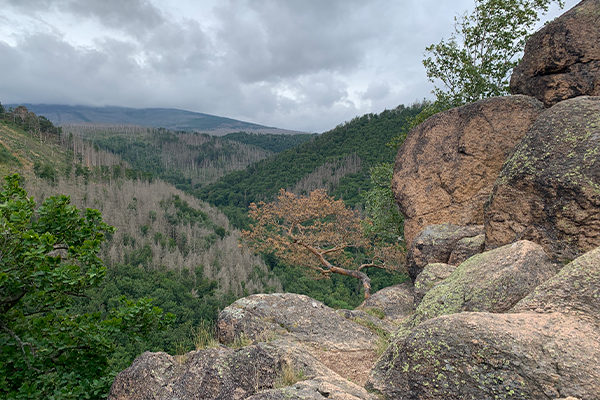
[510,0,600,106]
[392,95,544,247]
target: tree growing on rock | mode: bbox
[423,0,564,108]
[241,189,405,299]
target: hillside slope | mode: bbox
[8,104,306,135]
[196,103,425,219]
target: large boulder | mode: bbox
[392,95,544,246]
[512,245,600,324]
[216,293,382,386]
[356,282,414,323]
[484,96,600,262]
[109,340,377,400]
[367,312,600,400]
[510,0,600,106]
[406,224,484,282]
[403,240,558,330]
[216,293,378,352]
[413,263,457,307]
[366,245,600,400]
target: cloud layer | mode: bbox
[0,0,576,132]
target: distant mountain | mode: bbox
[7,104,306,135]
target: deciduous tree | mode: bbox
[0,174,174,399]
[241,189,404,299]
[423,0,564,108]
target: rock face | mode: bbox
[356,282,413,322]
[510,0,600,106]
[413,263,457,307]
[484,96,600,262]
[406,224,483,282]
[367,246,600,400]
[512,245,600,324]
[109,340,377,400]
[403,241,558,330]
[216,293,378,352]
[392,95,544,246]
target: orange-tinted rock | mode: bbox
[510,0,600,106]
[392,95,544,246]
[484,96,600,262]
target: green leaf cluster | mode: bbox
[423,0,564,108]
[362,163,404,244]
[0,174,173,399]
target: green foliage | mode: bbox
[222,132,317,153]
[423,0,564,108]
[0,174,173,399]
[362,163,405,244]
[33,161,58,183]
[72,263,224,372]
[197,104,425,224]
[0,144,20,167]
[263,253,409,310]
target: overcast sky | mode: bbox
[0,0,578,133]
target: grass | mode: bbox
[363,307,386,320]
[274,363,305,388]
[352,316,391,356]
[193,320,220,350]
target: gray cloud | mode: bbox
[0,0,580,133]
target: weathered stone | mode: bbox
[403,241,558,330]
[336,309,397,335]
[413,263,457,307]
[216,293,378,352]
[484,96,600,262]
[367,312,600,400]
[109,340,377,400]
[366,245,600,400]
[356,282,413,323]
[448,233,485,265]
[392,95,544,246]
[510,0,600,106]
[512,245,600,326]
[405,224,484,281]
[247,379,373,400]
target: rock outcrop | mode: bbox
[413,262,457,307]
[392,95,544,246]
[216,293,379,352]
[216,293,384,386]
[367,246,600,400]
[402,240,558,330]
[109,340,377,400]
[484,96,600,262]
[356,282,413,323]
[406,224,483,282]
[510,0,600,106]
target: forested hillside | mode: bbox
[196,103,425,225]
[0,102,411,368]
[61,124,277,190]
[0,106,280,367]
[222,131,317,153]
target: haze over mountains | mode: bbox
[7,104,308,136]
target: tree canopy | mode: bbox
[0,174,174,399]
[423,0,564,108]
[241,189,405,299]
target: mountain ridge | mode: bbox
[6,104,307,136]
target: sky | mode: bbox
[0,0,579,133]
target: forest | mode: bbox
[0,102,411,397]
